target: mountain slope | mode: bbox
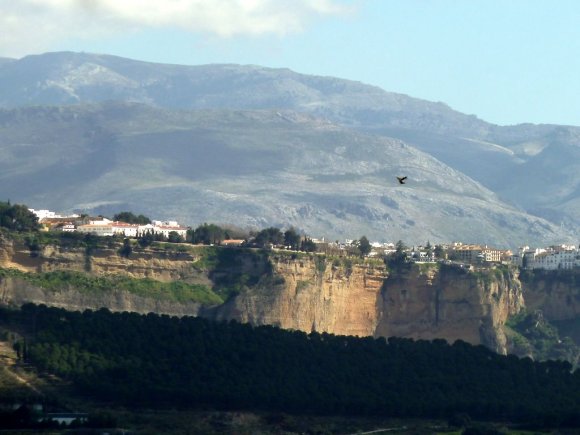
[0,51,578,237]
[0,52,490,137]
[0,102,572,247]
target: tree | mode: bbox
[387,240,408,267]
[358,236,372,257]
[254,227,283,248]
[434,244,445,260]
[138,231,155,247]
[300,238,317,253]
[194,223,224,245]
[167,231,183,243]
[284,227,301,250]
[0,201,39,232]
[425,240,433,257]
[113,211,151,225]
[118,238,132,258]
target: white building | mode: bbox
[76,222,114,237]
[75,219,188,240]
[519,245,580,270]
[530,246,579,270]
[409,250,436,263]
[29,208,79,220]
[151,223,188,239]
[111,222,141,237]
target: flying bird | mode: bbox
[397,176,407,185]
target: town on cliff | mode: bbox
[28,206,580,272]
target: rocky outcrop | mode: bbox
[0,233,210,316]
[211,256,386,337]
[375,265,524,354]
[211,260,525,354]
[0,234,210,284]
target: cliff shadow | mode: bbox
[208,248,275,301]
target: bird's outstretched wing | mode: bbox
[397,176,407,184]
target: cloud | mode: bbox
[0,0,352,57]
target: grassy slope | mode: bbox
[0,267,223,305]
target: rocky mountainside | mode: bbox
[0,103,570,246]
[0,51,578,242]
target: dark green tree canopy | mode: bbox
[387,239,409,268]
[0,201,39,232]
[358,235,372,257]
[283,227,301,250]
[167,231,183,243]
[113,211,151,225]
[3,304,580,426]
[253,227,284,248]
[193,223,224,245]
[300,237,317,252]
[434,244,445,259]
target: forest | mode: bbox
[1,304,579,428]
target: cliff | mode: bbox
[0,232,211,315]
[210,255,386,337]
[519,269,580,321]
[0,232,577,357]
[210,259,524,354]
[376,264,524,353]
[0,233,205,283]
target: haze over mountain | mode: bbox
[0,52,577,246]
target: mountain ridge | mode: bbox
[0,51,578,245]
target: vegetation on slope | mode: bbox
[0,268,222,305]
[2,304,579,428]
[505,311,580,367]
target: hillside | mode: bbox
[0,102,572,247]
[0,51,578,241]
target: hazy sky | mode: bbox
[1,0,580,126]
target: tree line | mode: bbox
[0,202,389,258]
[2,304,580,428]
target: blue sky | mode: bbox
[1,0,580,126]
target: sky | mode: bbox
[1,0,580,126]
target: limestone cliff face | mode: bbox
[521,271,580,321]
[212,261,525,353]
[375,265,524,354]
[0,234,209,284]
[211,256,386,337]
[0,234,209,316]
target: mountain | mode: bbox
[0,52,490,136]
[0,51,577,244]
[0,102,571,247]
[0,57,14,66]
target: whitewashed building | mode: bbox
[111,222,140,238]
[518,245,580,270]
[30,208,80,221]
[76,222,114,236]
[529,245,579,270]
[151,221,188,239]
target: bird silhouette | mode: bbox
[397,176,407,184]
